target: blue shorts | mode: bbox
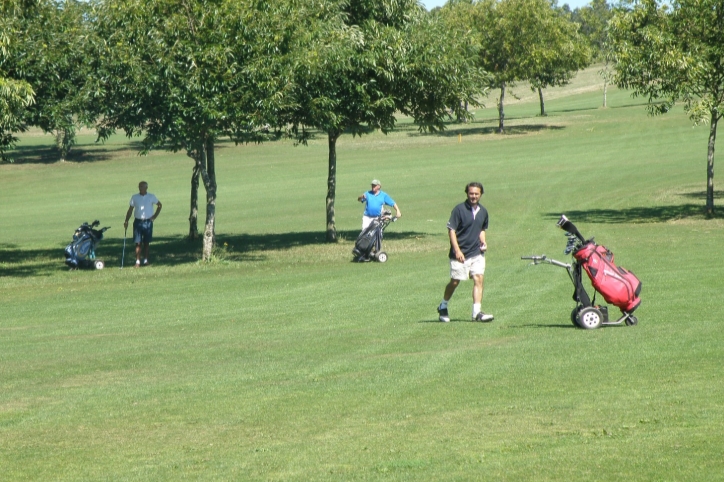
[133,219,153,244]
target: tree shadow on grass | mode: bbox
[408,124,565,137]
[5,141,147,164]
[545,203,724,224]
[679,190,724,200]
[219,230,423,250]
[5,137,250,165]
[0,243,71,277]
[551,101,649,114]
[545,105,600,114]
[1,230,428,278]
[0,236,203,277]
[608,101,656,110]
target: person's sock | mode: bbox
[135,260,140,265]
[473,303,481,316]
[439,300,448,309]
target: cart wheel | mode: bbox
[571,306,582,327]
[625,315,638,326]
[94,260,105,270]
[376,252,388,263]
[577,307,603,329]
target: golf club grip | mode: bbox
[557,218,585,242]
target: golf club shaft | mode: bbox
[121,227,127,268]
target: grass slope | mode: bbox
[2,68,723,481]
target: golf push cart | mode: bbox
[521,215,641,329]
[64,220,110,270]
[352,210,398,262]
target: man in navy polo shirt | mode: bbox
[437,182,494,322]
[357,179,402,229]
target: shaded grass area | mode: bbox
[546,203,724,224]
[5,142,139,164]
[0,230,430,277]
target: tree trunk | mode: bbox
[55,131,65,162]
[456,101,470,123]
[55,127,75,162]
[188,152,202,240]
[706,112,718,217]
[201,137,217,259]
[497,82,506,134]
[538,87,546,116]
[601,60,610,108]
[326,130,340,242]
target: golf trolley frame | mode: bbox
[353,210,398,263]
[520,215,640,330]
[521,255,638,329]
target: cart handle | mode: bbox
[521,255,571,269]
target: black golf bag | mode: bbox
[352,211,396,262]
[64,220,110,269]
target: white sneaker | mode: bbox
[473,312,494,322]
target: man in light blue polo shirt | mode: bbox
[357,179,402,229]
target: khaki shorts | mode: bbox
[450,254,486,280]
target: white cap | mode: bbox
[371,179,381,186]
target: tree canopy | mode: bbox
[0,0,623,257]
[288,0,488,241]
[87,0,301,258]
[454,0,587,131]
[6,0,92,161]
[609,0,724,216]
[0,0,36,161]
[527,2,591,116]
[572,0,614,61]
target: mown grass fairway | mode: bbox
[2,69,724,481]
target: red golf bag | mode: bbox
[573,242,641,313]
[521,215,642,328]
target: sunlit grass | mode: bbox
[1,65,723,481]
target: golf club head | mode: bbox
[564,234,579,255]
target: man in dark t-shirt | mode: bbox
[437,182,494,323]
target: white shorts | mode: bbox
[450,254,486,280]
[362,215,376,230]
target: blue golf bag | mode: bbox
[64,220,110,269]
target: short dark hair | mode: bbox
[465,182,484,194]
